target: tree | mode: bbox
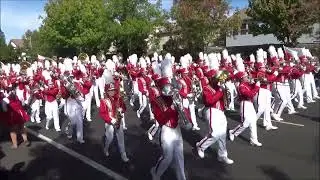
[0,29,20,63]
[170,0,242,56]
[40,0,107,56]
[22,29,53,59]
[103,0,165,59]
[247,0,319,47]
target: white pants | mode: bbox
[98,77,105,99]
[130,80,139,104]
[225,81,237,110]
[82,93,92,121]
[303,73,318,102]
[254,88,273,127]
[16,89,29,105]
[153,125,186,180]
[273,82,292,117]
[30,99,41,123]
[230,101,258,142]
[92,79,100,107]
[290,79,304,107]
[197,108,228,158]
[104,121,127,156]
[66,98,84,142]
[182,98,199,128]
[147,120,160,139]
[137,92,148,115]
[45,100,60,130]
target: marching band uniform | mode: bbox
[302,60,320,102]
[252,50,279,130]
[29,85,43,124]
[136,70,149,118]
[64,87,85,143]
[290,63,306,109]
[43,80,61,131]
[196,69,234,164]
[177,69,200,130]
[99,83,129,162]
[75,76,93,122]
[150,78,186,180]
[229,72,262,146]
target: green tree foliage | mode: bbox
[103,0,165,58]
[37,0,164,58]
[168,0,242,56]
[247,0,319,47]
[0,29,20,63]
[40,0,107,56]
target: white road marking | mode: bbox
[26,128,128,180]
[271,120,305,127]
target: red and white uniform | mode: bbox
[302,62,319,102]
[99,94,129,162]
[75,78,93,121]
[230,81,261,144]
[136,74,151,117]
[196,83,233,162]
[43,83,60,131]
[251,69,277,129]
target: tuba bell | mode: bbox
[20,61,31,75]
[78,53,89,63]
[215,70,231,109]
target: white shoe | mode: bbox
[307,100,316,103]
[272,114,283,121]
[104,150,109,157]
[55,129,61,132]
[87,119,92,122]
[196,146,205,159]
[67,135,72,139]
[78,140,85,144]
[123,126,128,130]
[121,154,129,162]
[218,156,234,164]
[288,111,297,115]
[265,126,278,130]
[229,130,235,141]
[45,126,49,130]
[148,132,153,141]
[192,126,200,131]
[136,111,140,118]
[297,105,307,109]
[31,119,35,123]
[150,167,160,180]
[313,96,320,100]
[250,140,262,147]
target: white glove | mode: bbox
[273,71,279,76]
[256,81,261,87]
[111,118,117,125]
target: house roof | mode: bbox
[9,39,24,48]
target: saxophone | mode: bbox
[216,70,231,109]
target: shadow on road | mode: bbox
[257,165,291,180]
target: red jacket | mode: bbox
[151,95,179,128]
[237,82,260,101]
[137,76,148,95]
[202,84,224,111]
[99,96,126,124]
[43,86,59,102]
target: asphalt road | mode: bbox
[0,97,319,180]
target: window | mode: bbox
[240,23,248,35]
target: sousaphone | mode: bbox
[20,61,31,75]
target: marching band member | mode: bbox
[99,78,129,162]
[43,76,61,132]
[300,48,320,102]
[64,77,85,144]
[196,68,234,164]
[128,54,139,106]
[136,58,149,119]
[177,56,200,130]
[287,51,306,109]
[150,56,186,180]
[229,59,262,146]
[251,50,278,130]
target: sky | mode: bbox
[0,0,248,43]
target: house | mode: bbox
[225,10,320,56]
[9,39,24,49]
